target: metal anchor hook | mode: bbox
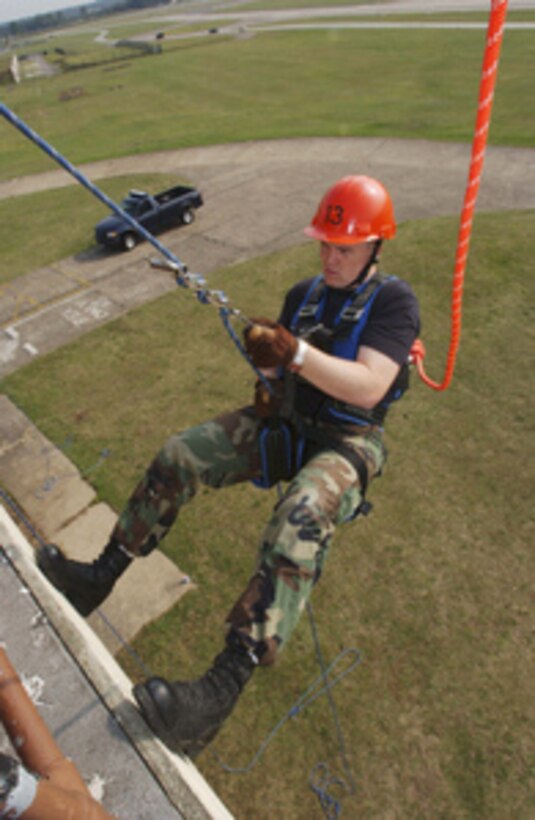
[150,256,250,323]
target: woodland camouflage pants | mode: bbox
[111,407,386,665]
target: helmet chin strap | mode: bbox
[347,240,383,289]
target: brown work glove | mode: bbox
[244,317,298,368]
[253,378,284,418]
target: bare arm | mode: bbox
[248,321,402,408]
[297,343,401,409]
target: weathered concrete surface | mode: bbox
[0,557,181,819]
[0,506,234,819]
[0,431,96,539]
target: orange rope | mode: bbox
[412,0,509,390]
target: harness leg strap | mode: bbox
[302,428,373,519]
[328,440,372,517]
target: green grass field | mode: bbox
[0,6,533,819]
[0,24,533,181]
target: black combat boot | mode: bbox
[133,636,257,757]
[37,539,132,616]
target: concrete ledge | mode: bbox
[0,434,96,539]
[0,504,233,820]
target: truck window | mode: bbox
[122,194,152,217]
[138,201,152,216]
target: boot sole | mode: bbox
[133,683,216,759]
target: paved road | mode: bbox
[73,0,535,46]
[149,0,535,25]
[1,137,534,378]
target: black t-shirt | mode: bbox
[279,274,420,366]
[277,273,420,420]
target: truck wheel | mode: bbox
[181,209,195,226]
[122,232,137,251]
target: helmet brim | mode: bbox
[303,226,382,245]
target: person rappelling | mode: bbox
[37,174,420,756]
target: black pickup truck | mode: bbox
[95,184,203,251]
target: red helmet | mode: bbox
[304,175,396,245]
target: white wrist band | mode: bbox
[289,338,309,372]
